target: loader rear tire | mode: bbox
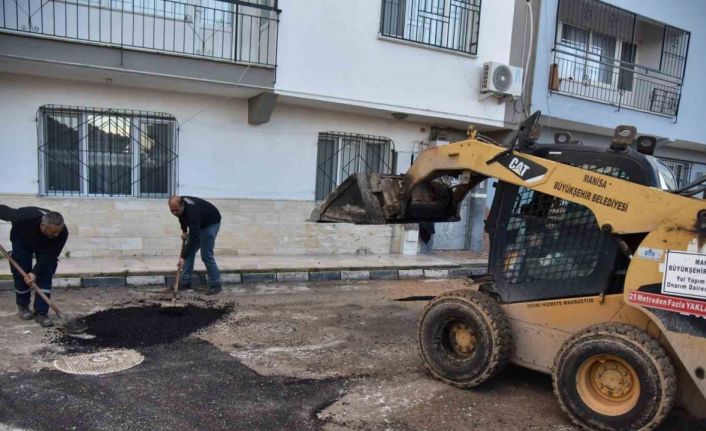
[417,290,512,388]
[553,323,676,431]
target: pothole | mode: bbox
[54,349,144,375]
[52,303,233,352]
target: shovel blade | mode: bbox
[57,316,89,334]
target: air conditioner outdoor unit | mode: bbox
[480,62,523,99]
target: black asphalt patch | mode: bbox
[394,295,435,302]
[0,339,345,431]
[53,304,232,352]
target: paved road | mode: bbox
[0,279,703,431]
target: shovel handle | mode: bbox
[0,243,63,318]
[172,239,186,302]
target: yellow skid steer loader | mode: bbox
[311,112,706,431]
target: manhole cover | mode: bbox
[54,349,144,375]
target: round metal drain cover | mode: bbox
[54,349,144,375]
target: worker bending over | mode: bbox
[0,205,68,327]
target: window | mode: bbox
[658,158,706,190]
[314,132,394,201]
[38,106,178,197]
[73,0,233,23]
[380,0,481,55]
[655,160,678,191]
[558,23,617,86]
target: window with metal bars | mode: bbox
[314,132,394,201]
[658,157,706,189]
[37,105,178,197]
[380,0,481,55]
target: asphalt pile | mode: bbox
[54,303,233,352]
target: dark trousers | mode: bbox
[10,241,57,315]
[181,223,221,287]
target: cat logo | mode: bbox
[497,153,548,183]
[508,157,531,177]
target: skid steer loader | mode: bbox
[311,111,706,431]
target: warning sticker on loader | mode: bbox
[662,250,706,299]
[628,290,706,318]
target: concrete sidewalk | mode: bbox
[0,252,488,288]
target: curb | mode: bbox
[0,265,487,290]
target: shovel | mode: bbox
[159,238,187,315]
[0,243,88,334]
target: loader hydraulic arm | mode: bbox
[312,133,700,237]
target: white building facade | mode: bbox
[0,0,523,257]
[528,0,706,185]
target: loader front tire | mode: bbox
[553,323,676,431]
[417,290,512,388]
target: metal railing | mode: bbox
[1,0,279,66]
[380,0,481,55]
[551,49,683,117]
[552,0,690,118]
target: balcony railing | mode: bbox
[552,0,690,119]
[0,0,279,67]
[550,49,683,118]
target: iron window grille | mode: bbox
[37,105,178,197]
[657,157,706,189]
[380,0,481,55]
[551,0,690,118]
[0,0,279,67]
[314,132,395,201]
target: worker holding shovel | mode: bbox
[0,205,68,328]
[168,196,222,295]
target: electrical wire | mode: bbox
[520,0,534,117]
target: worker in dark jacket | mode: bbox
[168,196,222,295]
[0,205,68,327]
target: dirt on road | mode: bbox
[0,279,703,431]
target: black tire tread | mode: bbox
[417,289,513,388]
[552,323,677,431]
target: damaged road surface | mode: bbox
[0,280,704,431]
[0,302,343,431]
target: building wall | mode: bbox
[274,0,516,127]
[0,72,424,256]
[0,195,400,257]
[532,0,706,144]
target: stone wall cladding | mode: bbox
[0,195,400,258]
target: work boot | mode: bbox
[17,304,33,321]
[34,313,54,328]
[205,284,222,296]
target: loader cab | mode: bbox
[485,142,676,303]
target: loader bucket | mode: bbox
[310,174,389,224]
[310,173,464,224]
